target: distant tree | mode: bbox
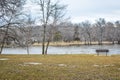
[105,22,116,44]
[59,22,74,42]
[49,2,67,41]
[73,26,80,41]
[115,21,120,44]
[53,31,62,41]
[81,21,92,44]
[95,18,106,45]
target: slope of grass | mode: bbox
[0,54,120,80]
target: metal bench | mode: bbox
[96,49,109,56]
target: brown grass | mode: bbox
[33,41,113,46]
[0,54,120,80]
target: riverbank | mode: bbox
[33,41,114,46]
[0,41,116,48]
[0,54,120,80]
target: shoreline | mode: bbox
[33,41,115,47]
[1,41,119,48]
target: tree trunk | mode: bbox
[42,25,46,55]
[118,41,120,44]
[84,40,87,45]
[26,43,29,55]
[0,25,9,54]
[0,40,5,54]
[45,40,50,55]
[89,36,92,45]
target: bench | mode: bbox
[96,49,109,56]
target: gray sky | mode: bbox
[24,0,120,23]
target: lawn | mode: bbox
[0,54,120,80]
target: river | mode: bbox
[2,44,120,55]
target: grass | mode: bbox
[0,54,120,80]
[33,41,113,46]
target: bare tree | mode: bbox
[81,21,92,45]
[26,15,35,55]
[95,18,106,45]
[115,21,120,44]
[73,25,80,41]
[35,0,67,54]
[0,0,25,54]
[104,22,116,44]
[45,3,67,54]
[50,2,67,41]
[19,14,35,55]
[58,22,74,42]
[35,0,52,55]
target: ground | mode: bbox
[0,54,120,80]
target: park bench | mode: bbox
[96,49,109,56]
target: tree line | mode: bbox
[0,0,120,55]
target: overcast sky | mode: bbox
[24,0,120,23]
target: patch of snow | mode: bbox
[58,64,67,67]
[93,64,115,67]
[104,65,110,67]
[104,64,115,67]
[24,62,42,65]
[0,58,9,60]
[111,65,115,66]
[93,64,99,67]
[118,68,120,71]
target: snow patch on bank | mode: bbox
[0,58,9,60]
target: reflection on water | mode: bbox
[2,44,120,55]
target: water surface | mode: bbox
[2,44,120,55]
